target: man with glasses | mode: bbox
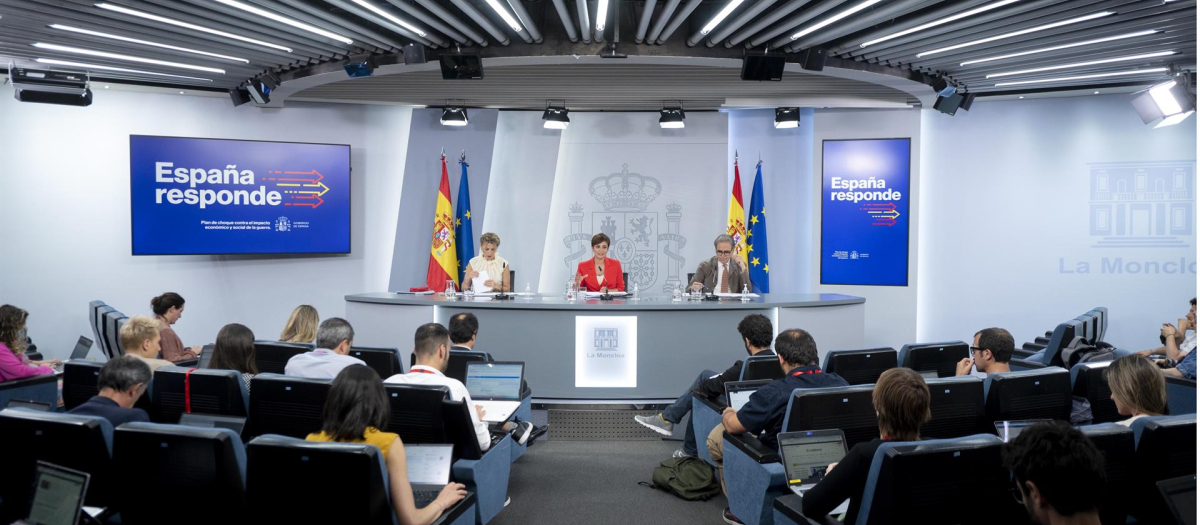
[690,234,750,294]
[957,327,1014,376]
[1002,421,1105,525]
[67,355,151,427]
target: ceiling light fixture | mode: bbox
[916,11,1113,58]
[985,51,1176,79]
[351,0,428,37]
[791,0,881,40]
[49,24,250,63]
[993,67,1168,87]
[95,3,293,52]
[595,0,610,32]
[701,0,746,35]
[542,104,570,129]
[35,58,214,82]
[860,0,1020,48]
[484,0,524,31]
[33,42,226,73]
[214,0,353,44]
[959,30,1158,66]
[441,107,468,126]
[774,107,800,128]
[659,106,685,128]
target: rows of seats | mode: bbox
[0,408,477,525]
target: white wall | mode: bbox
[918,94,1196,349]
[812,108,923,350]
[0,90,412,359]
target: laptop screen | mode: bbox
[1162,476,1196,525]
[70,336,92,361]
[729,389,756,411]
[918,370,939,379]
[197,344,215,369]
[406,444,453,485]
[465,362,523,400]
[778,432,848,486]
[725,380,770,412]
[178,413,246,436]
[27,463,88,525]
[994,420,1052,443]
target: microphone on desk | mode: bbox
[701,285,719,301]
[494,261,512,300]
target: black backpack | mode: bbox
[1059,336,1115,369]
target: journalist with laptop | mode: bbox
[778,430,851,515]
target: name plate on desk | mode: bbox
[574,316,637,387]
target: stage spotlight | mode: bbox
[659,107,685,128]
[1131,76,1195,128]
[441,106,468,126]
[229,87,251,106]
[774,107,800,128]
[343,54,375,77]
[543,105,570,129]
[248,79,270,104]
[260,70,281,90]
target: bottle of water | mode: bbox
[740,283,751,302]
[632,282,640,300]
[566,278,575,301]
[672,282,682,302]
[524,283,532,298]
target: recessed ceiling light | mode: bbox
[179,91,186,94]
[994,67,1169,87]
[1094,91,1100,94]
[916,11,1113,58]
[33,42,226,73]
[104,85,110,89]
[35,58,214,82]
[95,3,293,52]
[49,24,250,63]
[958,30,1158,66]
[1018,96,1025,99]
[985,51,1176,79]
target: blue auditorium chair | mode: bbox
[721,430,784,525]
[741,354,785,381]
[1078,423,1135,525]
[692,396,725,468]
[1165,376,1196,416]
[113,422,246,524]
[1129,414,1197,524]
[1071,361,1120,424]
[922,376,986,439]
[351,346,405,378]
[62,359,103,410]
[1026,320,1083,367]
[898,341,969,378]
[446,349,491,383]
[0,409,115,522]
[246,435,477,525]
[103,310,128,358]
[983,367,1072,423]
[0,373,56,409]
[252,340,313,374]
[821,348,896,385]
[785,385,877,447]
[151,366,248,424]
[245,373,331,439]
[850,434,1024,525]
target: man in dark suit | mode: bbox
[68,355,151,427]
[690,234,750,294]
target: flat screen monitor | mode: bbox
[130,135,351,255]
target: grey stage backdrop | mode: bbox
[389,109,815,295]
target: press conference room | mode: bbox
[0,0,1196,523]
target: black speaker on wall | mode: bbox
[800,48,827,72]
[959,93,977,111]
[440,55,483,79]
[934,93,965,115]
[741,54,786,81]
[404,43,427,65]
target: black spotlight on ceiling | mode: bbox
[1132,73,1195,128]
[659,104,685,129]
[343,54,376,78]
[247,79,270,105]
[441,106,468,127]
[774,107,800,128]
[931,76,956,97]
[260,70,281,90]
[933,92,965,116]
[9,66,92,107]
[228,87,251,107]
[543,102,570,130]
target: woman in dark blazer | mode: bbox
[575,233,625,292]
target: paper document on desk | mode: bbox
[584,291,628,297]
[472,270,492,293]
[714,292,760,298]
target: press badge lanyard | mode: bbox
[790,368,822,377]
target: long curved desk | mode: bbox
[345,292,865,401]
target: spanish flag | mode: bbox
[727,154,748,267]
[426,153,459,292]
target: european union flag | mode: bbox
[747,161,769,293]
[454,155,474,283]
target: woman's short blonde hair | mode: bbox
[480,232,501,248]
[280,305,319,343]
[1105,355,1167,417]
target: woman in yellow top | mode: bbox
[307,365,466,524]
[463,232,510,293]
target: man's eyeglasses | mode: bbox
[1009,477,1025,504]
[716,250,732,255]
[970,346,987,354]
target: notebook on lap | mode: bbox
[778,430,851,515]
[725,380,770,411]
[15,462,90,525]
[407,444,454,508]
[465,361,524,423]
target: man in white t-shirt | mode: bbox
[1137,297,1196,362]
[385,323,532,451]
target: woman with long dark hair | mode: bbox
[206,323,259,392]
[307,366,466,524]
[151,292,203,362]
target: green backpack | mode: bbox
[645,456,722,501]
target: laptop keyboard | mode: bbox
[413,490,440,508]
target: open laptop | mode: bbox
[465,361,524,423]
[993,419,1052,443]
[778,430,851,515]
[178,412,247,436]
[49,336,93,374]
[725,379,771,411]
[14,461,90,525]
[917,369,939,380]
[1158,474,1196,525]
[5,399,53,411]
[197,344,215,369]
[406,444,454,508]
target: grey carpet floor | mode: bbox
[489,439,729,525]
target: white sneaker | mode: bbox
[634,413,674,436]
[504,496,511,508]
